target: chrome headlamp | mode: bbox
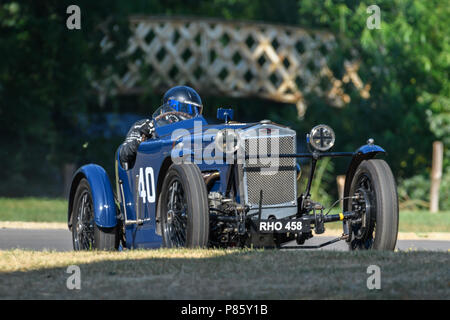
[308,124,335,151]
[215,129,241,153]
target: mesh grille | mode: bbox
[243,136,296,206]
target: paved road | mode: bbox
[0,229,449,251]
[282,236,450,251]
[0,229,73,251]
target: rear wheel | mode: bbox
[345,159,398,250]
[158,163,209,248]
[71,178,119,250]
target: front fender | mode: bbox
[67,164,117,230]
[343,144,386,210]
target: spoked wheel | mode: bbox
[164,179,188,246]
[73,188,95,250]
[159,164,209,248]
[349,174,376,249]
[71,178,119,251]
[346,159,399,251]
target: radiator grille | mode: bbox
[243,135,296,206]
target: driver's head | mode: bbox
[162,86,203,117]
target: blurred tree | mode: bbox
[0,1,129,196]
[0,0,447,202]
[292,0,449,207]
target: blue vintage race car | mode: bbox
[68,106,399,251]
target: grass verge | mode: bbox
[324,209,450,233]
[0,198,66,222]
[0,249,448,299]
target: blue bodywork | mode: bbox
[67,164,117,229]
[117,115,252,248]
[217,108,234,123]
[68,111,386,249]
[68,114,253,249]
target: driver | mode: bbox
[119,86,203,169]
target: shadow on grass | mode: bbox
[0,249,449,300]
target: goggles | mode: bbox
[167,99,201,116]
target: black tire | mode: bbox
[71,178,119,251]
[345,159,399,250]
[158,163,209,248]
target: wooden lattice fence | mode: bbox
[95,17,370,117]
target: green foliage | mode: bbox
[440,168,450,211]
[284,0,448,205]
[0,1,129,196]
[294,0,449,178]
[398,174,430,210]
[0,0,448,202]
[0,197,66,222]
[398,167,450,211]
[310,158,335,206]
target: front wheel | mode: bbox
[71,178,119,251]
[345,159,399,250]
[158,163,209,248]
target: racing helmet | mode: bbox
[162,86,203,117]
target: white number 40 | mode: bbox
[138,167,155,203]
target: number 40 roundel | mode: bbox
[138,167,156,204]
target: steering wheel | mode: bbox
[154,111,193,123]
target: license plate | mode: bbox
[258,219,310,233]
